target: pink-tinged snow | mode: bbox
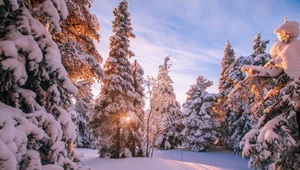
[78,147,251,170]
[242,21,300,80]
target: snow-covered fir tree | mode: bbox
[0,0,82,169]
[150,56,184,150]
[226,33,270,87]
[51,0,103,150]
[225,33,271,153]
[218,40,236,94]
[253,33,270,55]
[74,81,94,148]
[215,40,236,146]
[240,19,300,169]
[226,76,270,154]
[240,74,298,169]
[89,1,137,158]
[127,60,145,157]
[183,76,219,152]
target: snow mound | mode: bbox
[78,148,250,170]
[270,40,300,79]
[82,157,223,170]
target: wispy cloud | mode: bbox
[92,0,300,104]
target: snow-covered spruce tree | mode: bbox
[226,75,274,155]
[0,0,82,169]
[226,33,270,87]
[51,0,103,148]
[182,76,219,152]
[74,81,94,148]
[89,1,137,158]
[157,98,184,150]
[215,40,236,146]
[253,33,270,55]
[150,56,184,150]
[218,40,236,94]
[240,76,298,169]
[240,19,300,169]
[225,34,271,153]
[127,60,145,157]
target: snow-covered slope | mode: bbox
[78,148,250,170]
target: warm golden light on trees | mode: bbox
[52,0,104,85]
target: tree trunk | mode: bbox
[150,140,155,158]
[145,107,153,157]
[112,122,120,158]
[297,110,300,140]
[116,126,120,158]
[146,125,149,157]
[132,133,136,157]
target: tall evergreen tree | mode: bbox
[226,34,271,152]
[218,40,236,94]
[150,56,184,150]
[0,0,81,169]
[183,76,219,152]
[128,60,145,157]
[215,41,236,146]
[89,0,136,158]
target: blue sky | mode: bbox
[91,0,300,104]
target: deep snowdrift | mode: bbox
[78,148,250,170]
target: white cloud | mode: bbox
[92,0,226,104]
[91,0,300,104]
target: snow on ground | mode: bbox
[78,147,251,170]
[153,147,251,170]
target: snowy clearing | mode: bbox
[78,148,251,170]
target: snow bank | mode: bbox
[42,164,64,170]
[89,158,223,170]
[81,156,222,170]
[78,148,251,170]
